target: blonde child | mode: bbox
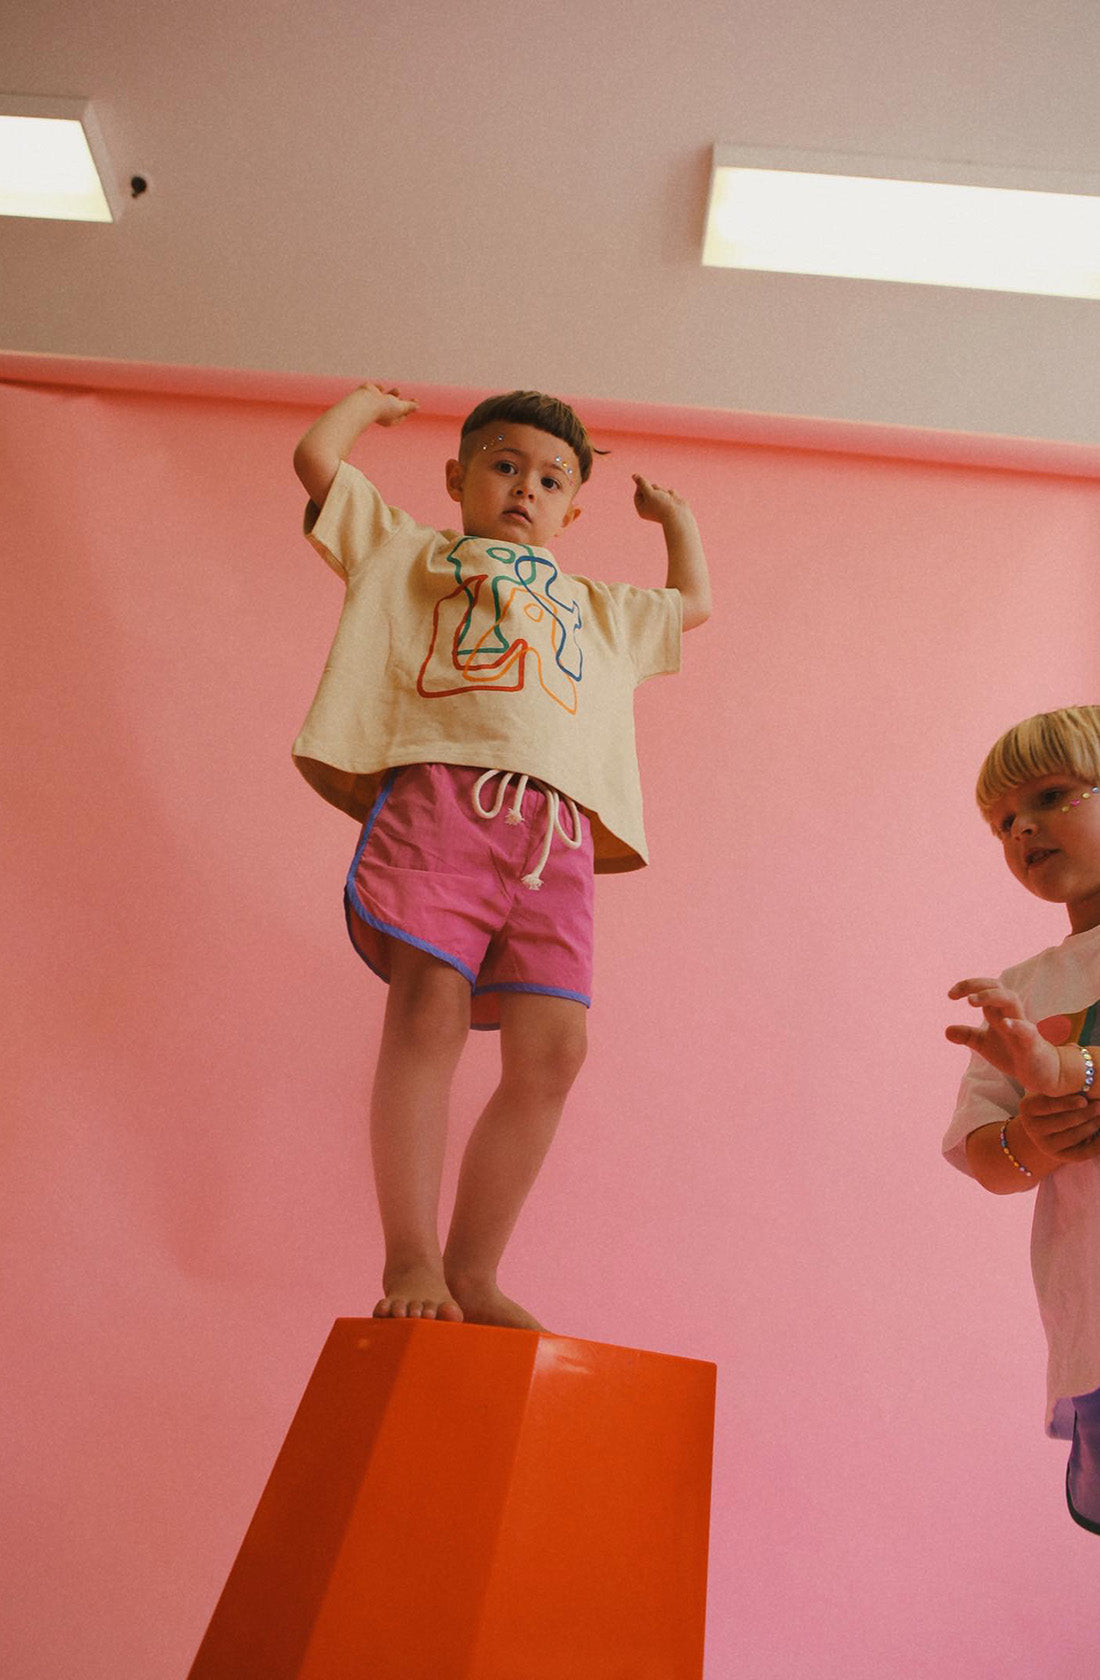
[945,705,1100,1533]
[292,383,710,1330]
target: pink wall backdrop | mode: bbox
[3,376,1099,1679]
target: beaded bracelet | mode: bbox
[1081,1046,1096,1096]
[999,1119,1034,1179]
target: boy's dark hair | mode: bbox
[459,391,605,484]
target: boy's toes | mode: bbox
[372,1288,464,1323]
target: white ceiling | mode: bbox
[5,0,1100,443]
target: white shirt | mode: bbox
[943,920,1100,1434]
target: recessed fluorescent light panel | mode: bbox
[0,94,123,222]
[702,145,1100,298]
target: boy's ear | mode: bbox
[444,457,465,503]
[561,502,582,530]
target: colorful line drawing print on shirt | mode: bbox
[1038,1002,1100,1049]
[417,539,584,714]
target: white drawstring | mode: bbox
[471,770,582,890]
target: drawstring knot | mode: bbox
[471,771,583,890]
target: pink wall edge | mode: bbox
[4,349,1100,480]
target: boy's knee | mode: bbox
[504,1011,588,1100]
[546,1026,588,1093]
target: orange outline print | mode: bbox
[417,576,579,714]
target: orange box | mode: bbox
[187,1319,715,1679]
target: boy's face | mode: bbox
[445,423,582,548]
[989,771,1100,932]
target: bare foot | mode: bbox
[374,1262,464,1322]
[446,1274,544,1331]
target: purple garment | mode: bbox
[1067,1386,1100,1534]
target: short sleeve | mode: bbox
[303,461,410,580]
[942,1054,1021,1174]
[603,583,683,684]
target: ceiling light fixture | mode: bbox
[0,94,124,222]
[702,145,1100,299]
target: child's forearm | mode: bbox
[661,508,711,631]
[964,1117,1057,1193]
[293,384,402,507]
[964,1062,1100,1192]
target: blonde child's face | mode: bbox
[989,770,1100,932]
[445,423,582,549]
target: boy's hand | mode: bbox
[632,474,690,524]
[945,977,1084,1096]
[357,382,418,427]
[293,381,418,505]
[1015,1091,1100,1164]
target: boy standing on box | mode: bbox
[293,382,710,1330]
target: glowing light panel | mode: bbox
[0,98,119,221]
[703,154,1100,299]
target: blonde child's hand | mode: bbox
[945,977,1081,1096]
[1015,1091,1100,1164]
[632,474,691,525]
[357,382,419,427]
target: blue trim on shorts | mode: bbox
[473,981,591,1008]
[343,768,479,988]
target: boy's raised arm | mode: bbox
[631,475,711,632]
[293,381,418,507]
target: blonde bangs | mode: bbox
[976,706,1100,817]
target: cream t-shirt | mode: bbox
[292,462,682,871]
[943,920,1100,1434]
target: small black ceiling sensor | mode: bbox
[130,175,148,198]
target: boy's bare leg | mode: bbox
[444,993,587,1331]
[371,941,471,1321]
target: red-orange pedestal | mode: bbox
[187,1318,715,1680]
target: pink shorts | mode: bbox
[344,763,595,1030]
